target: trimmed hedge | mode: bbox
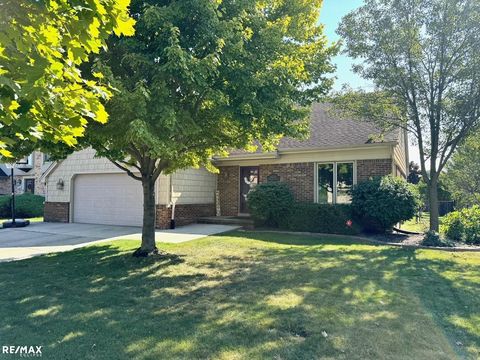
[247,182,295,227]
[442,206,480,244]
[351,176,420,233]
[0,194,45,218]
[285,203,362,235]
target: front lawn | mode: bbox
[401,213,431,233]
[0,232,478,359]
[401,212,445,233]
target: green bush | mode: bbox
[421,230,453,247]
[285,203,361,235]
[0,194,45,218]
[247,182,295,227]
[441,212,464,241]
[442,206,480,244]
[351,176,420,233]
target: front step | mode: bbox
[198,216,254,227]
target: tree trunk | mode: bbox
[429,176,440,232]
[133,176,157,257]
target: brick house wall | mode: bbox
[0,177,10,195]
[44,202,69,222]
[156,204,215,229]
[44,201,214,227]
[259,163,315,202]
[217,159,393,215]
[217,166,239,216]
[217,163,314,216]
[0,176,34,195]
[357,159,392,182]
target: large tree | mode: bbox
[86,0,337,256]
[445,133,480,208]
[0,0,135,158]
[335,0,480,231]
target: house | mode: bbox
[43,103,409,227]
[0,151,52,196]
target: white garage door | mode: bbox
[73,173,143,226]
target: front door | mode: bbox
[239,166,259,213]
[24,179,35,194]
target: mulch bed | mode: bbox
[367,232,480,250]
[245,228,480,251]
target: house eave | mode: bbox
[278,142,397,155]
[214,142,396,163]
[213,151,280,162]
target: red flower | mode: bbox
[346,220,353,228]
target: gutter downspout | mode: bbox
[168,174,176,229]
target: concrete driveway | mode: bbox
[0,222,239,262]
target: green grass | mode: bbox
[401,213,430,233]
[401,213,445,233]
[0,217,43,223]
[0,231,478,359]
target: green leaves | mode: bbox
[445,132,480,208]
[337,0,480,231]
[0,0,135,159]
[88,0,337,177]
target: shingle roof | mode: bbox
[228,103,399,156]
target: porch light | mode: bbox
[56,179,64,190]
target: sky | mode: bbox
[319,0,421,167]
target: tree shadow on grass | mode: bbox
[220,230,366,246]
[0,235,478,359]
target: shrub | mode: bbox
[0,194,45,218]
[247,182,294,227]
[285,203,362,235]
[351,176,420,233]
[441,212,464,241]
[442,206,480,244]
[422,230,453,247]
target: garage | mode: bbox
[73,173,144,226]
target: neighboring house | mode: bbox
[0,151,52,196]
[43,103,409,228]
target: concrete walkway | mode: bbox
[0,222,239,262]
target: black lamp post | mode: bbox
[2,162,30,228]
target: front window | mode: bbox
[317,163,334,204]
[316,162,356,204]
[336,162,354,204]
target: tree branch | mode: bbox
[108,159,142,181]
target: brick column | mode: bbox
[44,202,69,222]
[217,166,239,216]
[156,204,215,229]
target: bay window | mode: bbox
[316,162,356,204]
